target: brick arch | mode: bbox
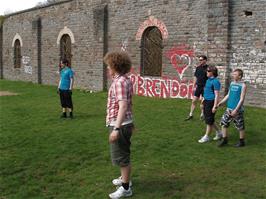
[136,16,168,41]
[56,26,75,45]
[12,33,23,47]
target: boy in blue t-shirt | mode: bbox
[217,69,247,147]
[57,59,74,118]
[198,66,221,143]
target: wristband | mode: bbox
[114,127,120,131]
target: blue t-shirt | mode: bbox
[59,67,74,90]
[203,77,221,100]
[227,82,244,110]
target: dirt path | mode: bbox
[0,91,19,96]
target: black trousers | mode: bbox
[59,89,73,109]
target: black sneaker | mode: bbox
[69,112,73,119]
[218,138,228,147]
[184,115,193,121]
[60,112,67,118]
[235,141,245,147]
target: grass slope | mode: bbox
[0,80,266,199]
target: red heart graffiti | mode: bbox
[165,46,194,79]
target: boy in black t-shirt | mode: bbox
[185,55,208,121]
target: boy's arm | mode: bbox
[218,93,229,107]
[69,77,74,90]
[231,83,247,116]
[57,80,61,94]
[109,100,127,143]
[212,90,220,113]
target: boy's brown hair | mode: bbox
[207,65,218,77]
[104,51,132,75]
[234,68,243,79]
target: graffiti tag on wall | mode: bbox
[129,74,194,99]
[22,56,32,74]
[165,45,196,79]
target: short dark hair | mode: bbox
[208,65,218,77]
[199,55,207,61]
[234,69,243,79]
[104,51,132,75]
[62,59,70,66]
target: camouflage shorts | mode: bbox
[220,109,245,130]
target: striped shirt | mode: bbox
[106,75,133,126]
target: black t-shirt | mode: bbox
[194,64,208,86]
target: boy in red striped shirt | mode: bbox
[104,51,134,199]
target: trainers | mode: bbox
[184,115,193,121]
[109,186,132,199]
[213,132,222,141]
[198,135,209,143]
[60,112,67,118]
[235,141,245,147]
[218,138,228,147]
[112,176,132,187]
[69,112,73,119]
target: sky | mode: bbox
[0,0,46,15]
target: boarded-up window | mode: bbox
[60,34,72,65]
[141,26,162,76]
[14,39,21,68]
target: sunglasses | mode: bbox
[199,59,204,61]
[207,70,212,72]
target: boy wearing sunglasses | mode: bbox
[198,66,221,143]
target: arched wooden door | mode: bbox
[141,26,162,76]
[60,34,72,65]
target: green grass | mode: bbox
[0,79,266,199]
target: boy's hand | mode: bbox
[109,130,119,143]
[212,107,217,113]
[230,109,238,117]
[57,88,60,94]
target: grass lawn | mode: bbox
[0,79,266,199]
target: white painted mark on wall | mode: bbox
[22,56,32,74]
[121,38,128,51]
[24,65,32,74]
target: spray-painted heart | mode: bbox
[165,46,194,79]
[170,54,192,79]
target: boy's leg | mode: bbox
[199,100,215,143]
[185,97,198,120]
[200,98,204,120]
[234,111,245,147]
[121,164,131,190]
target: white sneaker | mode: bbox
[213,132,222,141]
[109,186,132,199]
[198,135,210,143]
[112,176,132,187]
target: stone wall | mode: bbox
[1,0,266,107]
[2,0,106,91]
[228,0,266,107]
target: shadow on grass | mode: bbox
[132,174,184,198]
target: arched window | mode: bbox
[141,26,163,76]
[14,39,21,68]
[60,34,72,65]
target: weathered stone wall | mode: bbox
[2,0,266,107]
[228,0,266,107]
[2,0,106,91]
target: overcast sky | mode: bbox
[0,0,46,15]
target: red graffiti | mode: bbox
[136,16,168,40]
[165,45,195,79]
[129,74,194,99]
